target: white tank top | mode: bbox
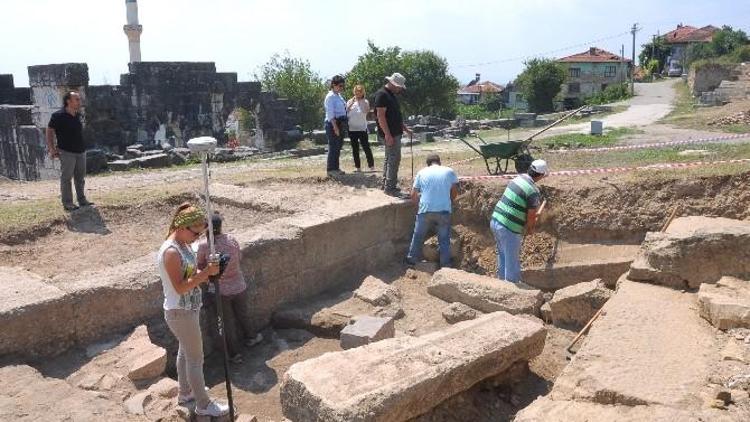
[157,239,202,311]
[347,99,369,132]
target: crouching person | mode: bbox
[196,212,263,365]
[405,154,459,268]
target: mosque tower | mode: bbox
[123,0,143,62]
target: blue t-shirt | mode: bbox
[413,165,459,214]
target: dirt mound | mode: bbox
[708,109,750,126]
[457,172,750,243]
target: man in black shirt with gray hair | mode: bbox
[46,91,92,211]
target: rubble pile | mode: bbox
[708,109,750,126]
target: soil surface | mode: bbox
[1,197,278,280]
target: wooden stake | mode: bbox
[661,206,679,233]
[566,307,605,354]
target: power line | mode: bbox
[452,31,630,68]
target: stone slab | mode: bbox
[549,280,718,409]
[428,268,543,316]
[0,365,134,421]
[340,316,395,349]
[629,217,750,289]
[514,396,733,422]
[523,258,632,291]
[0,267,76,356]
[441,302,478,324]
[698,276,750,330]
[280,312,545,422]
[354,276,400,306]
[549,279,612,328]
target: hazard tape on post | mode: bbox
[458,158,750,181]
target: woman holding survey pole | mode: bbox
[157,202,229,417]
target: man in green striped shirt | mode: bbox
[490,160,548,283]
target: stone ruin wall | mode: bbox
[0,62,299,180]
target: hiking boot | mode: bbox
[195,400,230,417]
[384,188,403,197]
[63,204,79,212]
[78,199,94,207]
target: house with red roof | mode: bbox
[457,73,505,104]
[557,47,631,106]
[662,24,719,75]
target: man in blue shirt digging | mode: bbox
[405,154,459,268]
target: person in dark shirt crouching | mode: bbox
[46,91,93,211]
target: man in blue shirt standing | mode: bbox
[405,154,459,268]
[323,75,347,176]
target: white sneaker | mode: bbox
[196,400,230,417]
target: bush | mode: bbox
[455,104,498,120]
[731,45,750,62]
[584,83,631,105]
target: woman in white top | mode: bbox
[347,84,375,172]
[157,202,228,417]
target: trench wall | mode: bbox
[0,200,413,359]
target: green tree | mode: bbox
[639,36,670,73]
[516,58,565,113]
[347,41,459,118]
[687,26,749,65]
[257,52,327,131]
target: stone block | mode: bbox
[354,276,400,306]
[414,261,439,274]
[0,267,76,357]
[109,159,138,171]
[124,391,151,415]
[428,268,544,316]
[698,276,750,330]
[148,377,179,398]
[281,312,546,422]
[629,217,750,289]
[422,234,460,262]
[540,302,552,323]
[135,153,170,169]
[340,316,395,349]
[86,149,108,174]
[549,279,612,328]
[441,302,477,324]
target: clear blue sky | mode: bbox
[3,0,749,87]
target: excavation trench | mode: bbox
[4,172,750,421]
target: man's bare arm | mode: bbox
[45,128,58,158]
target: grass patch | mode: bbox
[661,81,695,123]
[538,127,644,149]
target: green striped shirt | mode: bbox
[492,175,541,234]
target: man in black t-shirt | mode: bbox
[47,91,92,211]
[374,72,413,196]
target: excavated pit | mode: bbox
[4,172,750,421]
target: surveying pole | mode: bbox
[630,23,640,96]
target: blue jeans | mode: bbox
[407,212,452,267]
[490,219,522,282]
[325,121,343,171]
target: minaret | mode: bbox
[123,0,143,62]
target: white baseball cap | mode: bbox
[530,159,549,175]
[385,73,407,89]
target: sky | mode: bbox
[2,0,749,88]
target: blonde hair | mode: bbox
[353,84,366,97]
[166,202,205,238]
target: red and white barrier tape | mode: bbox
[458,158,750,181]
[554,133,750,154]
[447,133,750,167]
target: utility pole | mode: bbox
[630,23,639,96]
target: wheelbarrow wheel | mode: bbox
[514,153,534,174]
